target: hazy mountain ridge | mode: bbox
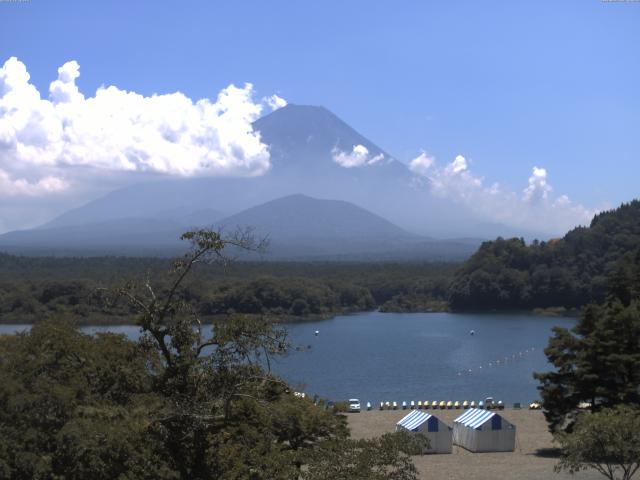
[0,104,539,257]
[0,194,480,260]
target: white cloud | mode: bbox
[0,57,280,201]
[332,144,384,168]
[522,166,552,203]
[409,153,595,235]
[408,152,434,174]
[0,168,68,196]
[411,153,482,201]
[265,94,287,111]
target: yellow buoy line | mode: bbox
[351,346,543,412]
[455,347,537,377]
[376,399,506,410]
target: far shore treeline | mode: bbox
[0,256,453,324]
[449,200,640,310]
[1,200,639,325]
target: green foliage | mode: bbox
[449,200,640,310]
[202,277,375,317]
[302,431,427,480]
[0,254,456,324]
[535,248,640,432]
[0,319,169,480]
[555,405,640,480]
[0,229,418,479]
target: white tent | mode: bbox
[395,410,452,454]
[453,408,516,452]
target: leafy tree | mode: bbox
[109,229,349,478]
[0,229,418,479]
[302,431,427,480]
[0,319,168,480]
[555,405,640,480]
[535,249,640,432]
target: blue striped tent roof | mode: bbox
[397,410,432,431]
[454,408,496,429]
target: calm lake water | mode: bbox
[0,311,574,405]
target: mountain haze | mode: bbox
[37,104,480,234]
[0,193,481,259]
[218,194,415,241]
[0,104,531,257]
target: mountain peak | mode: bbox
[253,104,394,171]
[261,103,335,120]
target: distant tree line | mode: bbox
[0,254,457,324]
[448,200,640,311]
[4,199,640,323]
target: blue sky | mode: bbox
[0,0,638,231]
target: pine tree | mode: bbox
[535,248,640,432]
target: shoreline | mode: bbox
[347,409,600,480]
[0,306,578,327]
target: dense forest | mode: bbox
[0,231,425,479]
[0,254,455,324]
[3,200,640,323]
[448,200,640,310]
[535,245,640,432]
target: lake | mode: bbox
[0,311,574,405]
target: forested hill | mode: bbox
[448,200,640,310]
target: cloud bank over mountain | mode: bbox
[409,152,595,234]
[0,57,277,199]
[0,57,598,237]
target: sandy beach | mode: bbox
[347,408,602,480]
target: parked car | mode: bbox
[348,398,361,412]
